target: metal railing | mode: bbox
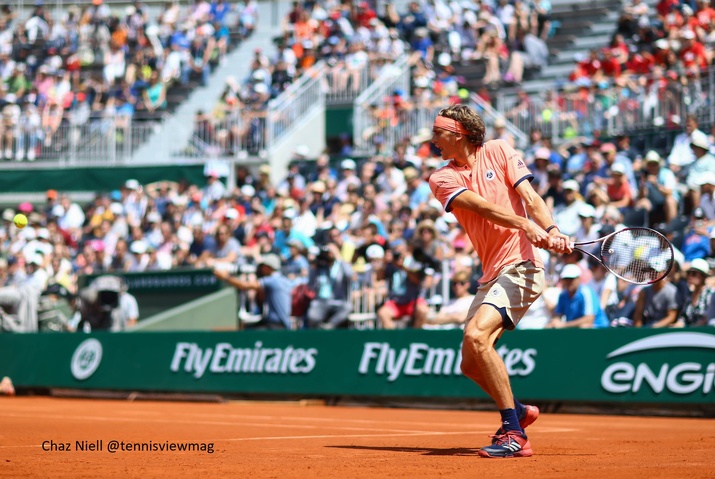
[471,93,529,149]
[265,61,325,150]
[352,54,411,154]
[0,116,161,168]
[322,61,373,106]
[496,68,715,142]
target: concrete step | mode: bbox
[539,62,577,79]
[573,33,613,49]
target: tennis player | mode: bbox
[428,105,571,458]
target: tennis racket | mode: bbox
[570,227,675,285]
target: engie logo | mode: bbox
[71,339,103,380]
[601,332,715,395]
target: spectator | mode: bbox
[199,223,241,268]
[685,131,715,208]
[675,258,714,327]
[547,264,609,328]
[633,264,680,327]
[214,253,292,330]
[553,179,585,237]
[634,150,679,225]
[305,243,353,329]
[377,244,429,329]
[668,115,704,175]
[423,269,475,328]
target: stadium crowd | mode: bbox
[502,0,715,143]
[3,113,715,332]
[0,0,254,161]
[192,0,554,156]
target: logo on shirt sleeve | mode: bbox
[485,170,496,181]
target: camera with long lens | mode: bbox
[316,246,332,266]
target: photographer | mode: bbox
[76,275,125,332]
[306,244,353,330]
[214,254,292,330]
[377,240,430,329]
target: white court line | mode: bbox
[0,413,450,434]
[184,412,486,428]
[220,431,490,442]
[0,412,578,435]
[0,430,502,449]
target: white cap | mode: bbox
[109,202,125,215]
[283,208,297,220]
[147,212,162,223]
[562,179,580,191]
[125,179,140,190]
[225,208,239,220]
[341,159,357,170]
[442,212,457,223]
[644,150,661,163]
[176,226,194,245]
[681,29,696,40]
[610,163,627,175]
[578,204,596,218]
[27,254,43,266]
[689,258,710,275]
[130,240,148,254]
[696,171,715,186]
[366,244,385,259]
[560,264,582,279]
[36,228,50,240]
[691,130,710,150]
[240,184,256,197]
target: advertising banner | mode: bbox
[1,329,714,405]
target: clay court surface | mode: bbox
[1,397,713,478]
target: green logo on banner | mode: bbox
[71,339,103,381]
[601,332,715,395]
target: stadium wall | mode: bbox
[2,329,715,407]
[0,165,208,194]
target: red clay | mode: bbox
[1,397,714,478]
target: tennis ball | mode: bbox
[13,213,27,229]
[542,108,553,122]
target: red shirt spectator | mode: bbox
[354,2,377,28]
[601,51,621,77]
[680,33,709,68]
[656,0,679,17]
[697,1,715,30]
[625,50,655,74]
[580,51,602,76]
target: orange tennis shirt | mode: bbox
[429,139,544,283]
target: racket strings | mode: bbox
[599,229,674,284]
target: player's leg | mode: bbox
[463,305,533,458]
[462,304,515,411]
[461,333,537,431]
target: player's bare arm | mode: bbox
[450,189,551,250]
[515,180,572,254]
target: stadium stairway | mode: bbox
[453,0,629,109]
[132,0,292,165]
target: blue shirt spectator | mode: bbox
[549,265,609,328]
